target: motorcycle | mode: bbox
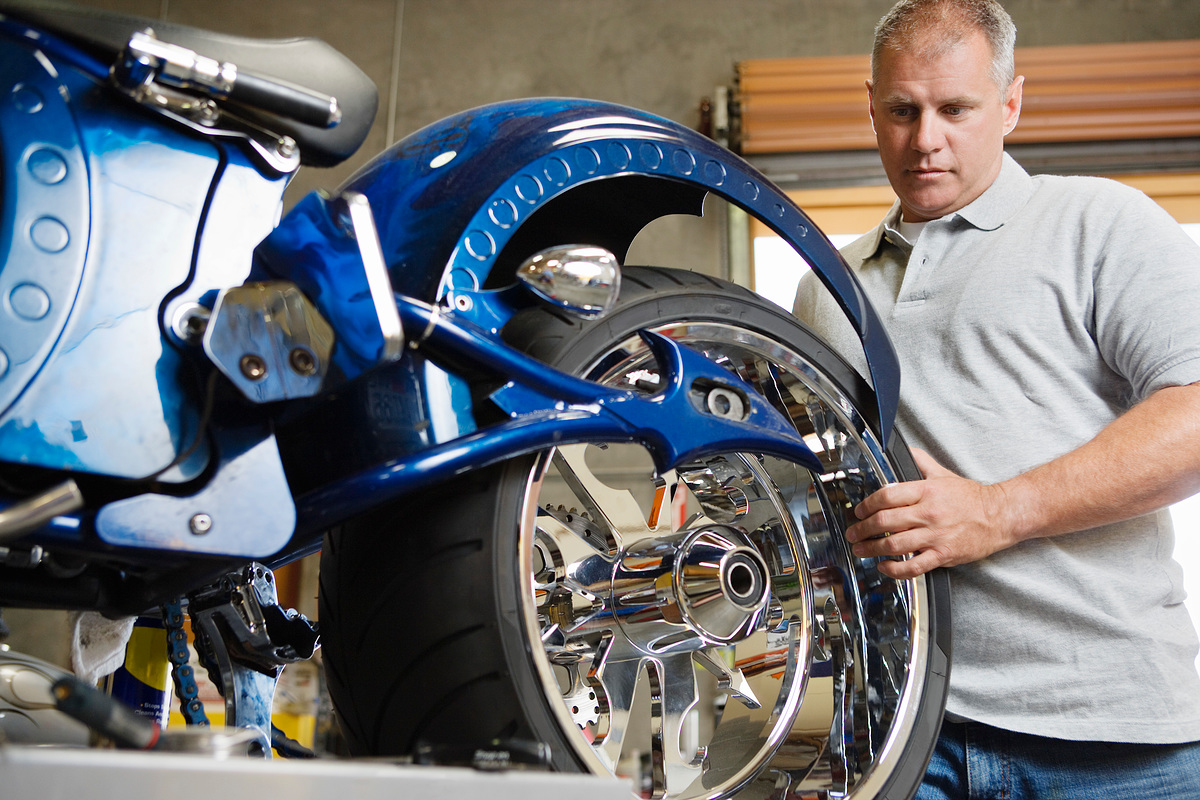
[0,1,949,798]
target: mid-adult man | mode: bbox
[792,0,1200,796]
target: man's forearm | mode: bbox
[998,381,1200,544]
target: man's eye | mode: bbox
[891,107,914,118]
[945,106,966,116]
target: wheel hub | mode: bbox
[612,526,770,654]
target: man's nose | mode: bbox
[911,112,944,153]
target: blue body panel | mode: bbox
[0,27,288,480]
[259,99,901,444]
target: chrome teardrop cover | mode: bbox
[516,245,621,319]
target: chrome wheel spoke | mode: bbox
[591,649,644,774]
[694,649,761,710]
[648,654,704,798]
[552,444,666,549]
[678,460,748,525]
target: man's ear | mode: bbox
[866,79,877,134]
[1002,75,1024,136]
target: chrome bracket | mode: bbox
[118,29,237,99]
[111,29,301,174]
[203,281,335,403]
[334,192,405,361]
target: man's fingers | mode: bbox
[909,447,945,478]
[875,549,942,580]
[846,496,932,542]
[850,529,921,559]
[853,481,923,521]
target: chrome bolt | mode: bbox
[189,513,213,536]
[288,347,317,377]
[277,136,297,158]
[453,294,473,312]
[170,303,210,345]
[195,100,220,126]
[240,354,268,381]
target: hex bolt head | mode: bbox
[240,354,268,381]
[195,100,220,126]
[182,314,207,340]
[170,303,210,345]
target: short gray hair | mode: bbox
[872,0,1017,92]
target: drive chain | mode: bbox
[162,596,210,726]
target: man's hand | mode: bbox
[843,383,1200,580]
[844,449,1020,579]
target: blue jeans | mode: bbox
[916,720,1200,800]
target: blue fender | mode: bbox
[257,98,900,442]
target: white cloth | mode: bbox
[70,611,134,685]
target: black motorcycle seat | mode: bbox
[0,0,378,167]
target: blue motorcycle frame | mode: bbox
[0,4,901,615]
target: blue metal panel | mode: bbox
[95,432,297,558]
[262,99,901,443]
[0,31,289,479]
[0,41,91,448]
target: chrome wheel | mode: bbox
[520,321,932,799]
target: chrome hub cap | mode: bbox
[611,526,771,652]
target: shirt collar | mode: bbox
[873,202,908,253]
[855,202,900,256]
[882,213,914,253]
[953,151,1034,231]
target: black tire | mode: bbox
[320,266,949,799]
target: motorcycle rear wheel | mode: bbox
[320,266,949,799]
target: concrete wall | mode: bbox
[72,1,1198,177]
[64,1,1200,270]
[4,0,1197,666]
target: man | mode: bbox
[792,0,1200,796]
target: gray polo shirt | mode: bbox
[794,153,1200,743]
